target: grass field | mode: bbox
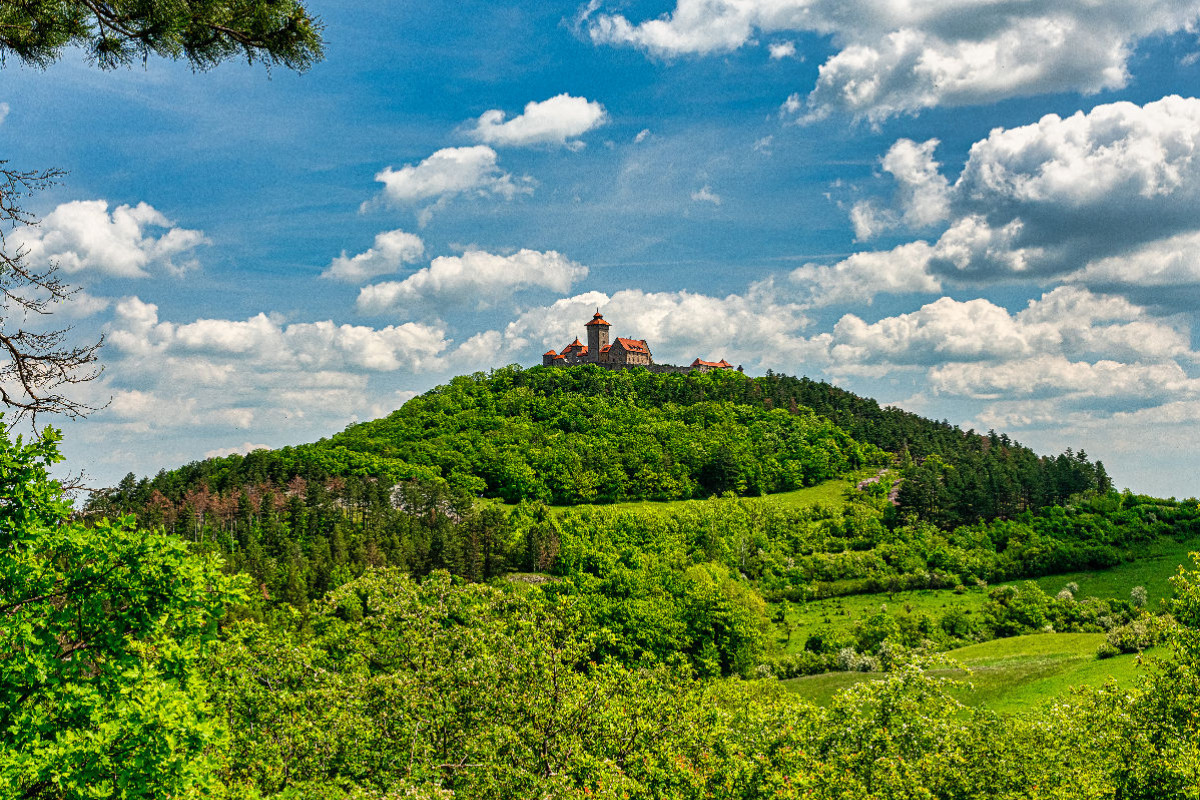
[1023,537,1200,606]
[542,478,1193,714]
[554,475,860,516]
[783,633,1159,714]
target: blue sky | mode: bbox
[6,0,1200,496]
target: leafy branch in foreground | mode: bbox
[0,423,244,799]
[0,0,324,71]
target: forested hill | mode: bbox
[87,364,1109,526]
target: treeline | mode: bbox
[88,365,1110,527]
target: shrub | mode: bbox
[1106,619,1158,653]
[1096,641,1119,659]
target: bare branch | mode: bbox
[0,162,105,425]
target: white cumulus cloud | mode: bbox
[824,288,1192,370]
[813,96,1200,305]
[108,296,452,374]
[470,94,608,149]
[321,229,425,283]
[586,0,1200,121]
[11,200,207,278]
[366,146,531,225]
[356,249,589,314]
[691,185,721,205]
[785,241,942,308]
[768,41,796,60]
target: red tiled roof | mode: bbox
[544,349,557,357]
[613,337,650,354]
[691,358,733,369]
[585,311,611,327]
[552,354,566,361]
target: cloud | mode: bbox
[691,185,721,205]
[321,229,425,283]
[0,103,9,126]
[356,249,588,314]
[929,96,1200,280]
[86,296,481,447]
[829,296,1036,366]
[824,287,1192,370]
[768,41,796,60]
[929,356,1200,403]
[849,139,949,239]
[785,241,942,307]
[11,200,207,278]
[366,146,531,225]
[1069,231,1200,287]
[634,128,651,143]
[470,94,608,149]
[586,0,1200,120]
[108,296,452,373]
[811,96,1200,304]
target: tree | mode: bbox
[0,0,323,422]
[0,422,244,798]
[0,164,103,420]
[0,0,323,71]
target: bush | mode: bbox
[767,651,832,678]
[1096,641,1119,659]
[1106,619,1159,653]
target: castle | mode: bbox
[542,311,737,373]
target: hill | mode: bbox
[79,365,1125,617]
[89,364,1108,520]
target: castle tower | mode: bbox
[585,310,610,363]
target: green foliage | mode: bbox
[213,570,703,798]
[1082,554,1200,798]
[0,0,323,71]
[0,424,243,798]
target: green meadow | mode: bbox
[784,633,1160,713]
[554,474,860,516]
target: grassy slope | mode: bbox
[783,633,1160,713]
[553,475,857,516]
[1022,535,1200,606]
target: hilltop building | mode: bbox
[542,311,737,373]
